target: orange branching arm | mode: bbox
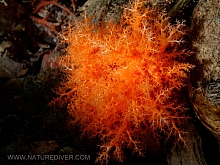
[31,0,76,35]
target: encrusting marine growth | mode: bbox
[50,0,194,164]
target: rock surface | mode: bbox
[190,0,220,143]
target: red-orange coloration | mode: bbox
[50,0,194,164]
